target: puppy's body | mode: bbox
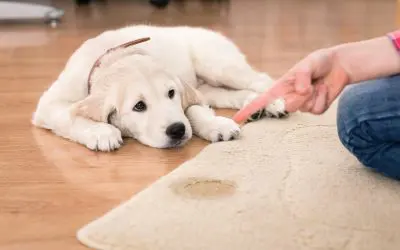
[32,25,286,151]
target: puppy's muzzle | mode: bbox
[166,122,186,140]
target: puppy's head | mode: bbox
[71,39,203,148]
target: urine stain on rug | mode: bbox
[170,177,237,199]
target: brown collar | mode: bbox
[87,37,151,94]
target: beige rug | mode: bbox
[77,103,400,250]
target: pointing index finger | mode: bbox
[232,81,289,124]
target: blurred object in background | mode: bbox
[150,0,170,8]
[75,0,171,8]
[0,0,172,28]
[0,1,64,27]
[76,0,91,4]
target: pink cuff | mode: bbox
[388,30,400,51]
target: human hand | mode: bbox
[281,48,350,114]
[233,48,350,123]
[234,36,400,124]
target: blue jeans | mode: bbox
[337,74,400,180]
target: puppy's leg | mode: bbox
[189,30,287,117]
[197,84,287,120]
[197,84,257,109]
[32,102,123,152]
[185,105,240,142]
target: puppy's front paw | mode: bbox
[243,94,288,123]
[265,98,289,118]
[200,117,241,143]
[80,124,123,152]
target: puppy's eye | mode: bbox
[168,89,175,99]
[133,101,147,112]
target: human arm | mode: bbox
[334,34,400,84]
[233,31,400,123]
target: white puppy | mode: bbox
[32,25,287,151]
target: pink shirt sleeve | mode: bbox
[388,30,400,51]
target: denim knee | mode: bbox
[336,77,400,179]
[337,86,375,167]
[337,112,381,170]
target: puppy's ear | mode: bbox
[70,94,114,123]
[177,79,205,110]
[88,38,150,93]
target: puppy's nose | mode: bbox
[166,122,186,140]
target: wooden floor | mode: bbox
[0,0,397,249]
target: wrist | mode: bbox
[331,36,400,84]
[328,46,352,87]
